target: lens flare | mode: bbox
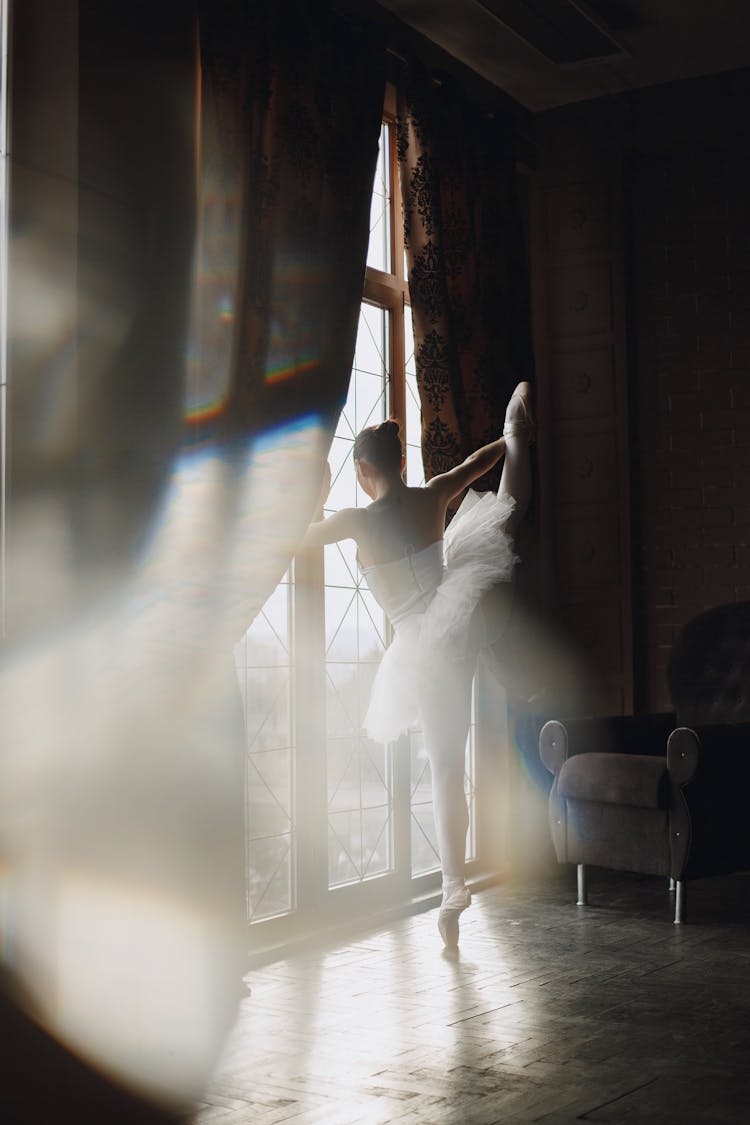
[265,354,320,384]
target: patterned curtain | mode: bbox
[397,64,532,491]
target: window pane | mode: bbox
[405,444,423,487]
[327,436,358,511]
[247,836,294,924]
[355,310,388,394]
[324,586,359,660]
[404,308,425,486]
[322,537,358,589]
[409,730,440,877]
[325,306,393,889]
[366,121,391,273]
[240,573,296,922]
[327,762,393,886]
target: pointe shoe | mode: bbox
[503,381,535,443]
[438,883,471,949]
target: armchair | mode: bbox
[539,601,750,923]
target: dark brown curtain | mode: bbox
[196,0,386,439]
[397,65,532,492]
[194,0,386,625]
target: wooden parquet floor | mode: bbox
[192,870,750,1124]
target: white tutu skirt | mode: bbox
[363,489,518,743]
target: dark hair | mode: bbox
[352,419,402,472]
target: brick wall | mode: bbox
[534,99,634,717]
[628,71,750,710]
[536,67,750,715]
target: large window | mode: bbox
[241,96,481,942]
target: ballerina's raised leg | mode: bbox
[498,379,534,539]
[431,380,535,949]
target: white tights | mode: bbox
[420,652,475,879]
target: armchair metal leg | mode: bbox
[673,880,685,924]
[576,864,588,906]
[668,877,676,892]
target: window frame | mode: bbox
[363,86,408,432]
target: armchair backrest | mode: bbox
[668,601,750,725]
[559,712,676,758]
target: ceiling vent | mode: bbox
[473,0,630,65]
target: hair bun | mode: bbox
[353,418,403,472]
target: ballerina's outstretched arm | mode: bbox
[299,462,368,550]
[426,382,533,514]
[301,505,366,550]
[425,434,507,506]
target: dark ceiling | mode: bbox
[376,0,750,111]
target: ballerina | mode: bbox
[303,382,534,947]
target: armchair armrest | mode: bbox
[666,727,700,878]
[666,727,700,787]
[539,719,567,777]
[666,722,750,879]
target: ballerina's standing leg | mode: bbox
[420,654,475,947]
